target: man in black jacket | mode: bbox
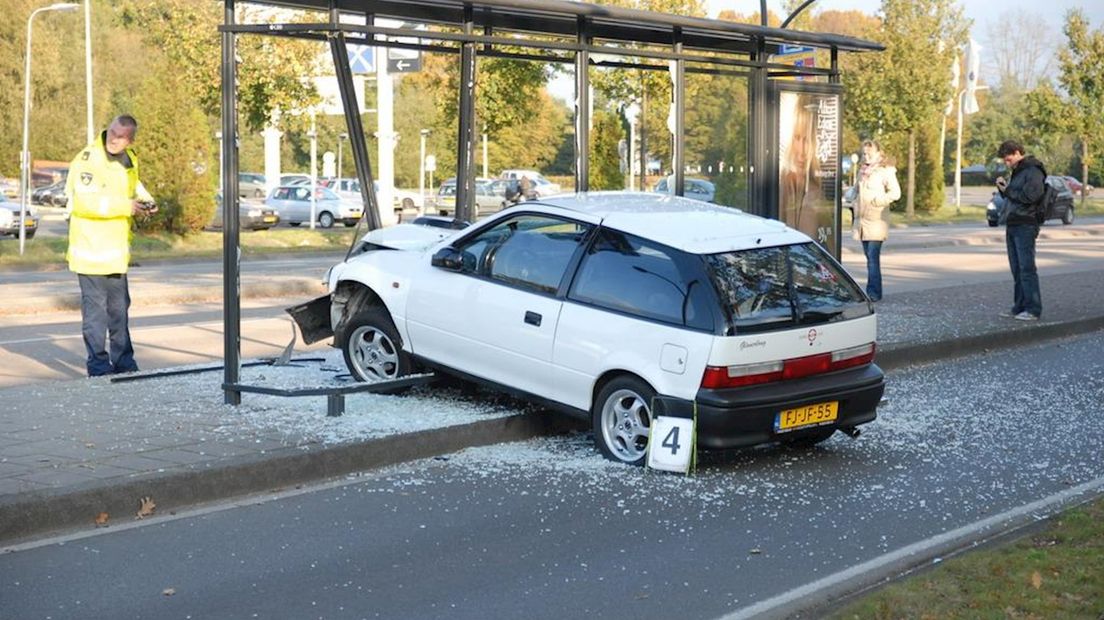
[995,140,1045,321]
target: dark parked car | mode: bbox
[32,180,65,205]
[210,193,280,231]
[986,175,1074,227]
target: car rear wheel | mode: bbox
[339,306,413,392]
[288,222,301,227]
[401,197,414,210]
[592,376,655,466]
[318,212,335,228]
[987,220,998,228]
[1062,206,1074,225]
[253,189,264,198]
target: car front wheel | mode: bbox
[592,376,655,466]
[1062,206,1074,225]
[318,212,335,228]
[339,306,413,393]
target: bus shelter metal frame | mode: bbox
[219,0,882,405]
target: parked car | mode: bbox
[210,193,280,231]
[265,185,362,228]
[279,174,312,186]
[301,192,884,465]
[1060,176,1093,198]
[985,175,1075,227]
[238,172,267,199]
[32,180,66,205]
[652,175,717,203]
[434,178,502,215]
[0,194,38,239]
[323,178,425,212]
[498,169,562,197]
[0,176,19,200]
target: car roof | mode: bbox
[527,191,809,254]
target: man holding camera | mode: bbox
[65,115,156,376]
[995,139,1046,322]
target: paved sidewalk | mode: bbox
[2,249,1103,545]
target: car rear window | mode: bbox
[705,242,869,334]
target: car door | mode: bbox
[405,213,594,400]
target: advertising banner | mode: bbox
[777,90,840,254]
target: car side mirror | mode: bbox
[431,247,464,271]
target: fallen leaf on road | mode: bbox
[136,496,156,519]
[94,512,109,526]
[1031,571,1042,589]
[162,587,176,596]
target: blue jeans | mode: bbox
[78,274,138,376]
[1005,224,1041,317]
[862,240,883,301]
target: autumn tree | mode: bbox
[845,0,968,215]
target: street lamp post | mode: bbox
[308,112,317,230]
[419,128,430,214]
[20,2,80,256]
[84,0,93,143]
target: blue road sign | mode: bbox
[348,45,374,74]
[778,44,815,55]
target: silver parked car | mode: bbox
[238,172,267,199]
[265,185,362,228]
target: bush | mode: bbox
[130,60,214,234]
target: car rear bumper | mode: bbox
[691,364,885,449]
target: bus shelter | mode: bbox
[219,0,882,404]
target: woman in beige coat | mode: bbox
[852,140,901,301]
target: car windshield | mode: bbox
[439,184,457,197]
[705,242,869,334]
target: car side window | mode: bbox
[273,188,290,200]
[293,187,310,201]
[454,214,592,295]
[570,228,712,329]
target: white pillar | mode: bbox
[377,39,397,226]
[309,111,317,229]
[262,121,283,196]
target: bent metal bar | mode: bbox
[218,0,882,405]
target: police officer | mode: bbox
[65,115,156,376]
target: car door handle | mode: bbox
[524,311,542,327]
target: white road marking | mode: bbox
[718,475,1104,620]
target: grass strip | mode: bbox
[830,496,1104,619]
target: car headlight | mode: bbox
[986,202,997,211]
[246,209,262,217]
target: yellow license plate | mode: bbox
[263,216,277,223]
[24,219,35,227]
[776,401,838,432]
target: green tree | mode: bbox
[845,0,968,215]
[590,108,626,190]
[1032,9,1104,200]
[115,0,320,132]
[131,61,214,234]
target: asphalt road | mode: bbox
[3,331,1102,619]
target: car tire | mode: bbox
[987,220,998,228]
[23,231,35,240]
[1062,206,1074,225]
[288,222,301,227]
[318,212,335,229]
[344,221,356,228]
[592,375,655,466]
[781,427,836,449]
[339,306,413,392]
[402,197,414,210]
[253,189,264,198]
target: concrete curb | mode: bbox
[876,315,1104,371]
[0,412,580,544]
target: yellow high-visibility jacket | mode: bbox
[65,133,153,275]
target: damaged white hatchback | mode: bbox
[295,192,884,465]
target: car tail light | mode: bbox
[701,342,876,389]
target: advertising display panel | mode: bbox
[776,88,841,256]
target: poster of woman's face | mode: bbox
[778,90,840,254]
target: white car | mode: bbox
[303,193,884,465]
[499,169,562,197]
[326,178,425,212]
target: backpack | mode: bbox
[1037,178,1058,225]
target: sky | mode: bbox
[706,0,1100,35]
